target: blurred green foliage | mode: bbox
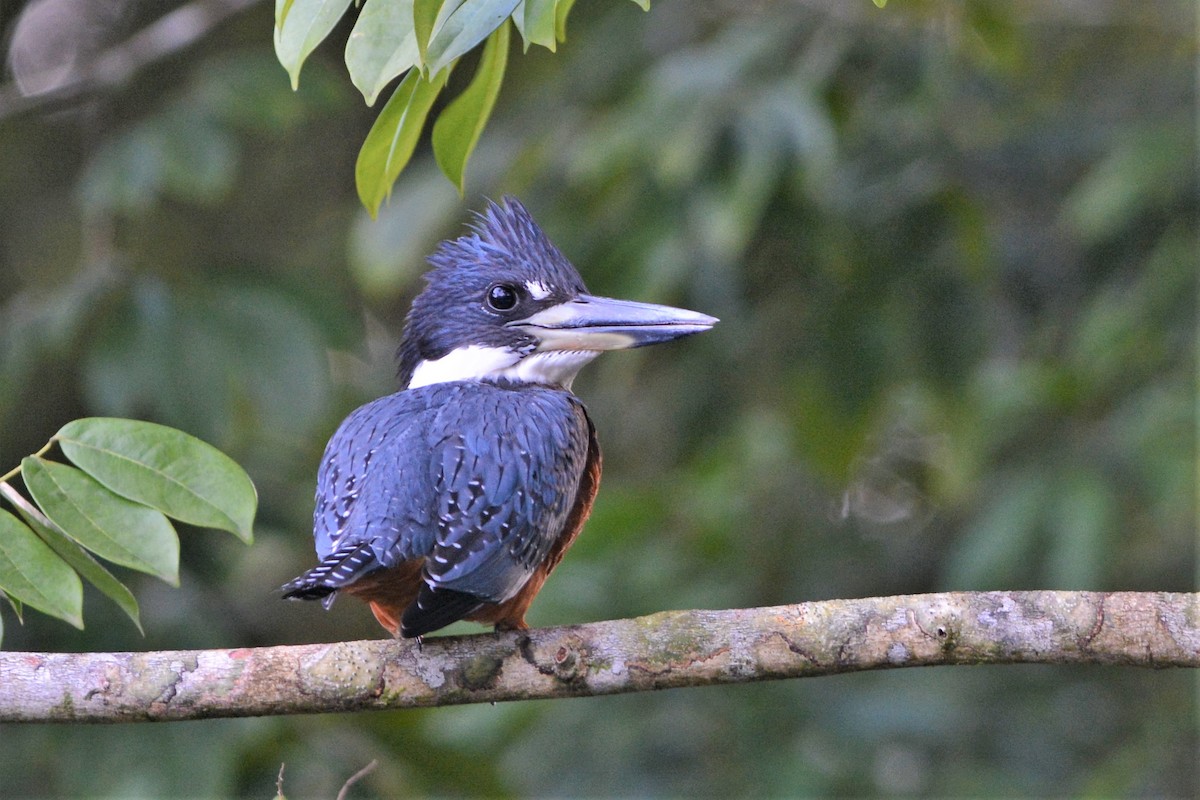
[0,0,1195,796]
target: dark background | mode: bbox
[0,0,1195,796]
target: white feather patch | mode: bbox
[525,280,553,301]
[407,345,520,389]
[407,345,599,390]
[498,350,599,390]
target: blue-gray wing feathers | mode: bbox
[282,381,590,611]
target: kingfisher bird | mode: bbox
[281,198,717,639]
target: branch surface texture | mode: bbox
[2,591,1196,723]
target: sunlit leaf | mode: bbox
[513,0,557,52]
[274,0,355,90]
[356,68,450,216]
[425,0,519,77]
[22,457,180,586]
[54,418,257,543]
[432,22,509,193]
[346,0,420,106]
[8,494,142,633]
[414,0,445,67]
[553,0,574,41]
[429,0,466,38]
[0,509,83,629]
[628,0,649,10]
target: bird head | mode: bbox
[397,197,718,391]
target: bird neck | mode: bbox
[403,344,599,392]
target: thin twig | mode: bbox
[0,441,52,484]
[336,760,379,800]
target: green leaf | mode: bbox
[425,0,519,77]
[554,0,575,41]
[346,0,420,106]
[356,68,450,216]
[22,457,180,586]
[274,0,355,90]
[873,0,888,7]
[432,21,509,193]
[8,496,142,633]
[0,509,83,629]
[414,0,445,68]
[628,0,649,10]
[513,0,556,52]
[54,418,257,543]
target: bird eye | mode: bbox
[486,284,519,312]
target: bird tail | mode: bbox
[400,584,486,638]
[281,542,380,608]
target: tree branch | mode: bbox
[1,591,1196,723]
[0,0,261,121]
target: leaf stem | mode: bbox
[0,481,50,527]
[0,441,53,484]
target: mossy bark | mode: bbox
[1,591,1196,723]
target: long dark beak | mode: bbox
[508,294,718,351]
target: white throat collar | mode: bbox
[407,345,599,391]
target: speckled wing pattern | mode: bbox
[282,381,591,629]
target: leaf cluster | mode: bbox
[275,0,647,212]
[0,419,255,643]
